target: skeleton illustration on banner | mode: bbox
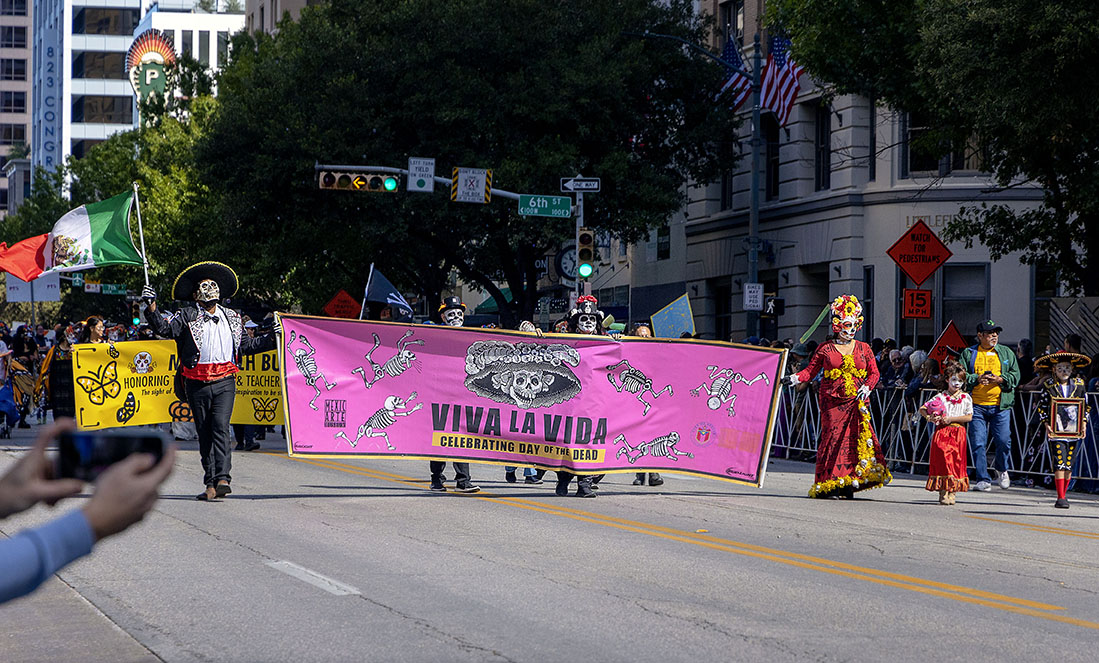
[335,391,423,450]
[615,432,694,463]
[287,330,336,410]
[352,330,424,389]
[464,340,582,408]
[128,351,156,374]
[605,360,672,415]
[690,366,770,416]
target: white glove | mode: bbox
[782,373,802,387]
[140,284,157,302]
[270,318,282,336]
[856,385,871,401]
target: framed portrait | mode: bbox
[1051,397,1086,439]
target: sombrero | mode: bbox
[1034,351,1091,371]
[172,261,238,301]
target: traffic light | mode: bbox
[130,301,142,325]
[576,227,595,279]
[317,170,399,192]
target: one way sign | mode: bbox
[560,177,600,192]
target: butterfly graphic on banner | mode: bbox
[252,397,279,422]
[116,391,140,424]
[76,360,121,405]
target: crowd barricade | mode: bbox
[772,386,1099,490]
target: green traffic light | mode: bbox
[384,176,398,191]
[132,317,141,325]
[578,263,594,278]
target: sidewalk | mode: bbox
[0,424,158,663]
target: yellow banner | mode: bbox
[231,351,284,425]
[72,342,283,429]
[73,340,180,430]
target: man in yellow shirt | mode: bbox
[960,321,1021,492]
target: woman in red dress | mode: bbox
[784,295,892,498]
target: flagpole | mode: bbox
[359,262,375,320]
[132,182,150,285]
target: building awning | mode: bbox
[475,288,512,314]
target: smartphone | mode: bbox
[55,430,168,482]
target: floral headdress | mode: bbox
[830,294,864,330]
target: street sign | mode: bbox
[929,320,968,366]
[407,157,435,193]
[560,177,600,193]
[84,282,101,294]
[518,195,571,218]
[323,289,361,319]
[101,284,128,296]
[743,283,764,311]
[902,289,931,319]
[886,220,953,286]
[5,272,61,302]
[451,167,492,204]
[762,296,785,318]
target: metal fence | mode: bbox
[772,386,1099,491]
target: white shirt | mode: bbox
[197,304,234,364]
[928,391,973,420]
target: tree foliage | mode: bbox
[201,0,742,323]
[771,0,1099,295]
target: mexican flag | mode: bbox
[0,191,145,282]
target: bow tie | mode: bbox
[203,313,220,323]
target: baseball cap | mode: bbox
[244,320,259,329]
[976,320,1003,333]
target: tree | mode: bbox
[771,0,1099,295]
[201,0,742,323]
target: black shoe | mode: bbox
[430,479,446,492]
[17,421,30,429]
[1055,498,1070,509]
[244,442,261,451]
[633,473,645,486]
[555,481,570,497]
[215,482,232,497]
[525,476,544,485]
[505,470,517,483]
[576,488,596,498]
[454,483,481,493]
[235,442,245,451]
[648,474,664,487]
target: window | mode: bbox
[862,266,874,341]
[656,224,670,261]
[0,123,25,144]
[70,139,104,159]
[1,91,25,113]
[71,96,133,124]
[1031,263,1059,351]
[814,102,831,191]
[868,100,876,181]
[72,52,127,80]
[939,264,988,336]
[217,31,230,66]
[719,1,745,47]
[614,285,629,307]
[720,169,734,211]
[1,0,27,17]
[763,115,780,201]
[182,31,193,57]
[0,58,25,80]
[199,31,210,65]
[1,26,27,48]
[714,281,733,343]
[0,188,8,211]
[901,110,986,178]
[73,8,140,35]
[259,6,265,32]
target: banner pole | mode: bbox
[132,182,150,285]
[359,262,375,320]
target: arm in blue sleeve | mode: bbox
[0,509,95,604]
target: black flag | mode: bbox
[363,264,413,321]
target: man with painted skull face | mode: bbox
[783,295,892,498]
[1033,352,1090,508]
[553,295,609,498]
[429,296,480,493]
[141,262,277,501]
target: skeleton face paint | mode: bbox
[832,315,860,342]
[442,309,464,327]
[948,378,963,391]
[578,314,598,334]
[196,279,220,303]
[1054,361,1073,382]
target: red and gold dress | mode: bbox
[795,341,892,497]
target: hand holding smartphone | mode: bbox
[55,430,168,482]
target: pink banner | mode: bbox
[279,315,787,486]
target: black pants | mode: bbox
[430,461,471,486]
[187,377,236,487]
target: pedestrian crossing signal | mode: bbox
[577,227,595,279]
[318,171,399,192]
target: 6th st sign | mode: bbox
[518,195,571,218]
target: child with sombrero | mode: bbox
[1034,351,1091,509]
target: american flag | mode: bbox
[760,35,805,126]
[717,38,752,111]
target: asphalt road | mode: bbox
[3,429,1099,662]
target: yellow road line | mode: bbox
[282,455,1099,631]
[963,515,1099,540]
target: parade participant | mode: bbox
[428,296,480,493]
[77,317,107,344]
[555,295,606,498]
[783,295,891,498]
[0,342,20,433]
[959,320,1021,491]
[920,364,972,505]
[1034,352,1091,508]
[34,328,76,421]
[141,262,277,501]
